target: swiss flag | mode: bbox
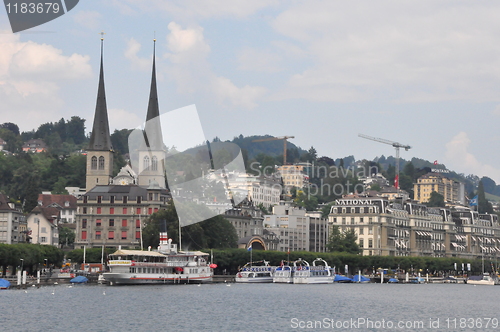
[394,174,399,189]
[434,160,438,165]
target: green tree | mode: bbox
[327,226,360,254]
[59,227,75,248]
[426,191,445,207]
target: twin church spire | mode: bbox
[86,36,165,192]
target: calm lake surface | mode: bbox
[1,282,499,331]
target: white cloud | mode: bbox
[271,1,500,103]
[445,132,500,183]
[163,22,266,108]
[115,0,277,19]
[124,38,150,70]
[73,10,102,30]
[0,31,92,131]
[108,108,143,132]
[237,47,283,73]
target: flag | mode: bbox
[469,195,478,206]
[434,160,438,165]
[247,244,252,251]
[394,174,399,189]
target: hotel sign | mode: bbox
[431,168,450,173]
[335,199,375,205]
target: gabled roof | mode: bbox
[0,193,15,211]
[31,206,60,225]
[37,194,77,209]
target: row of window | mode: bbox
[81,219,142,228]
[82,207,158,215]
[81,230,140,240]
[83,193,160,204]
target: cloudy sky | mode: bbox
[1,1,500,182]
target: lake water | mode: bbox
[1,282,499,331]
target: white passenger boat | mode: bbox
[273,263,294,283]
[293,258,334,284]
[235,261,275,283]
[466,273,495,286]
[103,233,213,285]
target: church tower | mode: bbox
[138,39,166,188]
[86,36,114,192]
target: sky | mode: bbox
[1,1,500,183]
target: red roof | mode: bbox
[37,194,77,209]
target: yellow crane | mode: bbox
[252,136,295,165]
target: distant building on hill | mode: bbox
[22,139,48,153]
[0,193,27,244]
[413,173,465,205]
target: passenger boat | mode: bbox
[235,260,275,283]
[293,258,334,284]
[273,262,294,283]
[103,232,214,286]
[466,273,495,286]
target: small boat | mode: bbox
[0,278,11,289]
[235,261,275,283]
[466,273,495,286]
[352,274,371,283]
[334,275,352,283]
[70,276,89,284]
[293,258,334,284]
[388,278,399,283]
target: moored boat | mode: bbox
[293,258,334,284]
[235,261,275,283]
[273,263,294,283]
[466,273,495,286]
[103,232,214,285]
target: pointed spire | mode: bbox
[143,38,164,150]
[88,36,113,151]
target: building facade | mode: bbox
[0,194,26,244]
[329,196,500,259]
[27,206,59,246]
[413,173,465,205]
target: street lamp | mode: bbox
[20,258,24,272]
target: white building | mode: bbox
[0,194,26,244]
[27,206,59,246]
[264,204,310,252]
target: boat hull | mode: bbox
[103,272,212,285]
[293,276,334,284]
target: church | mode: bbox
[74,38,170,249]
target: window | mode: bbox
[154,208,158,213]
[368,239,373,248]
[98,156,105,170]
[137,196,142,204]
[122,231,127,240]
[152,156,158,171]
[136,231,141,240]
[359,238,364,248]
[368,227,373,235]
[342,218,346,225]
[83,207,87,214]
[351,218,355,225]
[82,220,87,229]
[83,196,88,204]
[123,196,128,204]
[143,156,150,170]
[41,237,47,243]
[359,227,364,235]
[108,231,114,239]
[122,219,127,227]
[110,196,115,204]
[136,219,140,228]
[95,231,101,240]
[97,207,102,214]
[360,217,364,223]
[148,208,153,215]
[81,231,87,240]
[96,219,101,227]
[110,207,114,215]
[109,219,115,227]
[122,207,127,214]
[97,196,102,204]
[136,207,141,215]
[91,156,97,170]
[41,227,47,233]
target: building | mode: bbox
[328,196,500,259]
[37,194,77,223]
[0,138,6,151]
[276,164,310,193]
[264,204,310,252]
[0,193,26,244]
[75,182,168,248]
[306,211,329,253]
[413,173,465,205]
[27,206,59,246]
[75,38,170,249]
[22,139,48,153]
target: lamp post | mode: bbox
[20,258,24,272]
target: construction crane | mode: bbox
[252,136,295,165]
[358,133,411,190]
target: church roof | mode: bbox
[143,40,164,151]
[88,39,113,152]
